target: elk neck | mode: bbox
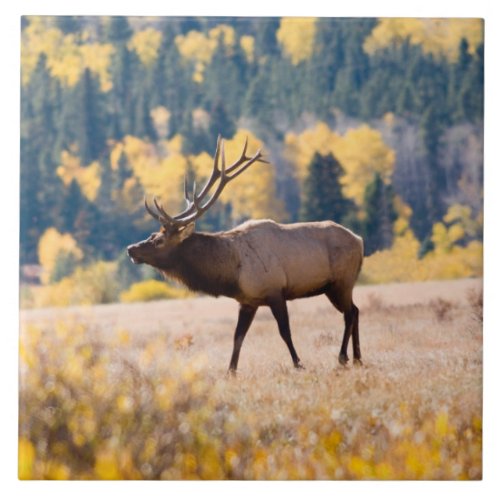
[160,232,242,298]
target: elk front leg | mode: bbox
[228,304,257,373]
[269,297,305,369]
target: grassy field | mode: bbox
[19,278,483,480]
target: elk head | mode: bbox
[127,136,268,268]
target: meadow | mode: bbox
[19,278,482,480]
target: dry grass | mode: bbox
[19,278,482,480]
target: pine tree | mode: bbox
[300,153,354,223]
[253,18,280,59]
[20,54,63,262]
[133,89,157,141]
[106,16,133,44]
[109,44,139,138]
[457,43,484,123]
[208,100,236,143]
[55,16,81,34]
[60,179,86,234]
[203,36,247,119]
[363,173,397,255]
[75,68,105,164]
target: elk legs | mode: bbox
[228,304,257,373]
[351,304,362,365]
[269,297,305,369]
[338,304,361,366]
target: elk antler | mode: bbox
[144,135,269,228]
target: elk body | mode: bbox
[127,137,364,372]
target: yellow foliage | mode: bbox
[94,447,121,480]
[120,280,189,303]
[208,25,236,48]
[118,135,187,213]
[77,43,114,91]
[150,106,171,139]
[57,151,101,201]
[443,203,482,238]
[19,316,482,479]
[364,18,484,62]
[361,230,421,283]
[361,229,482,284]
[192,108,210,130]
[110,142,125,170]
[175,25,236,81]
[38,228,83,285]
[128,28,163,67]
[393,196,413,236]
[18,438,36,479]
[335,125,395,205]
[240,35,255,62]
[431,203,482,255]
[284,122,341,180]
[218,129,286,221]
[276,18,317,65]
[32,261,118,307]
[189,151,214,179]
[175,30,212,72]
[285,122,395,206]
[21,16,114,90]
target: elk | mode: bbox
[127,137,364,372]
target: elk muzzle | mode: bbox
[127,243,146,264]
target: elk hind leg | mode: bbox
[325,286,360,366]
[269,296,304,369]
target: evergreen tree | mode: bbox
[208,100,236,143]
[457,44,484,123]
[20,54,64,262]
[203,36,247,119]
[307,18,344,117]
[106,16,133,44]
[133,89,157,141]
[363,173,397,255]
[415,104,447,239]
[109,44,139,138]
[243,59,274,127]
[449,38,472,121]
[253,18,280,59]
[300,153,353,223]
[55,16,81,34]
[332,19,374,116]
[75,68,105,164]
[159,30,195,137]
[60,179,86,234]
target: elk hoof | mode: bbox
[226,368,237,378]
[294,362,306,370]
[338,353,349,366]
[353,358,363,367]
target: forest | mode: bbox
[20,16,484,307]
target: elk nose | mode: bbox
[127,244,139,258]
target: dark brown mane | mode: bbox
[162,233,241,298]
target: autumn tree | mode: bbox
[19,15,484,278]
[38,227,83,284]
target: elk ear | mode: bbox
[178,222,195,241]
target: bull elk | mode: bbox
[127,137,364,372]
